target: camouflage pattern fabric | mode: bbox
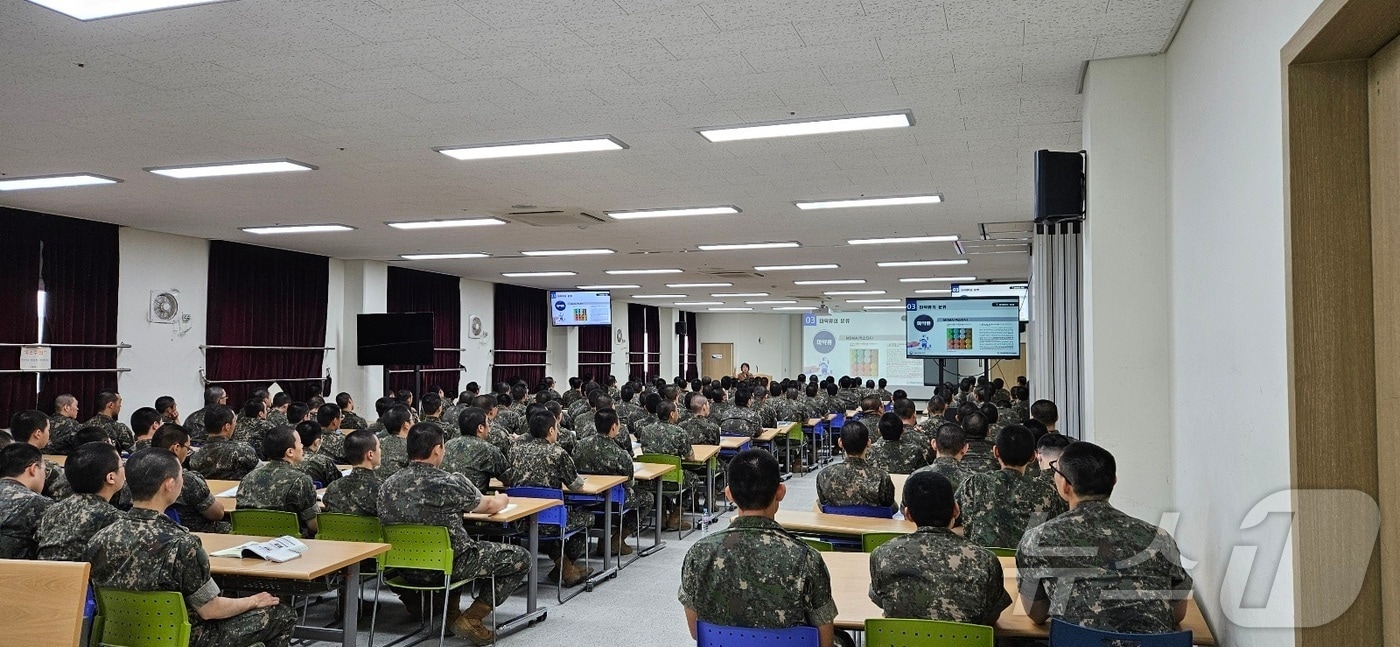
[505,437,592,558]
[266,410,288,428]
[869,526,1010,625]
[44,459,72,500]
[36,492,122,561]
[815,457,896,510]
[84,413,135,453]
[188,436,259,481]
[561,390,582,407]
[1017,500,1193,635]
[45,415,83,454]
[571,434,653,519]
[961,438,1001,473]
[173,470,230,533]
[442,434,508,493]
[901,424,935,465]
[722,407,763,438]
[183,408,209,445]
[911,457,975,491]
[317,429,346,464]
[680,416,720,446]
[865,438,927,475]
[639,421,691,458]
[421,417,460,442]
[340,411,368,430]
[231,417,275,459]
[494,408,524,436]
[956,468,1067,549]
[296,452,343,489]
[322,466,382,517]
[0,478,54,558]
[237,460,320,532]
[678,515,838,629]
[486,423,515,456]
[375,434,409,479]
[131,438,153,453]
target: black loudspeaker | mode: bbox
[1034,150,1085,222]
[675,321,687,336]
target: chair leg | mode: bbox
[368,572,381,647]
[438,575,450,647]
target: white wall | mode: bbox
[694,312,800,377]
[1081,55,1174,523]
[459,277,494,389]
[115,228,208,418]
[324,258,344,400]
[609,299,630,381]
[333,260,388,410]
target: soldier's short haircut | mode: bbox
[252,388,271,403]
[407,423,445,460]
[205,404,235,434]
[316,404,342,428]
[594,408,620,435]
[619,384,635,403]
[643,392,662,414]
[720,376,733,390]
[240,398,266,418]
[471,395,496,411]
[962,411,989,439]
[688,396,709,413]
[524,403,548,421]
[935,424,968,454]
[344,429,379,465]
[903,470,956,528]
[805,383,818,397]
[294,420,322,448]
[0,442,42,478]
[1036,431,1073,457]
[126,448,182,501]
[75,426,110,446]
[893,401,918,423]
[155,396,176,415]
[272,392,292,408]
[825,383,838,396]
[1011,386,1030,401]
[1023,419,1049,440]
[733,388,752,408]
[421,392,443,415]
[0,430,11,448]
[457,407,488,435]
[263,426,298,461]
[656,401,676,422]
[1030,399,1059,426]
[511,384,528,401]
[286,402,310,424]
[928,396,947,414]
[373,396,396,416]
[866,380,875,389]
[661,385,678,402]
[877,412,904,442]
[335,392,354,409]
[860,394,882,412]
[152,423,190,451]
[1057,441,1115,498]
[308,395,325,410]
[569,377,582,389]
[395,389,414,404]
[95,391,122,412]
[496,393,513,407]
[526,412,555,439]
[131,407,163,434]
[878,378,888,388]
[839,420,869,455]
[204,385,227,406]
[726,449,781,511]
[544,400,562,417]
[66,442,122,494]
[9,410,48,443]
[980,402,999,425]
[993,425,1035,467]
[55,394,77,410]
[382,405,413,437]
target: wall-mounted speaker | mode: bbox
[1034,150,1086,222]
[675,321,687,336]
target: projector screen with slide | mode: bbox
[801,311,926,387]
[905,296,1021,359]
[548,291,612,326]
[952,282,1028,321]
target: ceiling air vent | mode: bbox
[503,210,607,227]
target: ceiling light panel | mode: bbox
[242,224,354,235]
[754,264,838,271]
[607,206,740,220]
[915,289,953,294]
[824,290,886,296]
[795,194,942,210]
[864,305,906,310]
[877,259,970,268]
[520,248,614,257]
[146,159,316,179]
[400,253,489,260]
[674,301,723,306]
[667,283,732,288]
[435,136,627,160]
[773,307,816,311]
[697,110,913,143]
[846,299,901,304]
[0,173,121,191]
[712,292,768,297]
[708,307,753,311]
[387,218,506,230]
[746,300,796,305]
[578,284,639,289]
[697,242,800,251]
[848,235,959,245]
[632,294,686,299]
[794,279,865,286]
[900,276,977,283]
[606,268,683,275]
[25,0,229,20]
[502,271,577,278]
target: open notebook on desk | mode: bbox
[210,536,308,563]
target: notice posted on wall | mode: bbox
[904,297,1021,359]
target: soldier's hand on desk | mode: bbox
[472,493,509,515]
[248,592,281,609]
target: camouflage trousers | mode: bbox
[399,540,530,607]
[190,603,297,647]
[542,506,595,560]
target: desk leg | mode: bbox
[527,514,538,613]
[639,476,666,556]
[586,488,618,589]
[341,562,360,647]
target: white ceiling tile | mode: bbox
[535,39,679,72]
[1094,29,1173,58]
[622,54,755,83]
[658,24,805,59]
[700,0,865,31]
[319,38,467,69]
[702,67,829,94]
[743,39,883,73]
[565,6,720,44]
[461,0,628,29]
[793,6,948,43]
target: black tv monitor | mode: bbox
[357,313,434,366]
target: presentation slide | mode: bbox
[801,311,927,387]
[548,291,612,326]
[952,282,1028,321]
[905,297,1021,359]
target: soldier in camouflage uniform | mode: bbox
[560,378,583,408]
[156,395,180,426]
[615,385,647,430]
[10,410,71,499]
[266,392,291,428]
[375,405,414,479]
[378,425,530,644]
[504,412,595,587]
[45,394,83,454]
[188,405,260,481]
[719,388,764,438]
[572,408,652,555]
[956,425,1066,549]
[129,406,163,454]
[870,471,1010,624]
[313,404,346,463]
[680,396,720,446]
[37,442,125,561]
[0,443,54,558]
[639,402,695,531]
[238,427,320,537]
[420,393,460,442]
[184,386,227,446]
[322,429,382,517]
[1018,441,1193,634]
[958,411,1000,473]
[816,422,896,512]
[151,424,229,533]
[911,424,975,490]
[751,388,778,428]
[292,422,342,488]
[335,392,368,430]
[492,393,523,436]
[86,449,296,647]
[679,449,838,640]
[442,408,509,493]
[865,414,928,475]
[874,378,894,403]
[891,398,934,464]
[232,399,276,459]
[572,395,632,451]
[85,391,135,453]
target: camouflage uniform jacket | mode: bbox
[617,401,647,428]
[901,424,934,465]
[317,429,346,464]
[753,400,779,428]
[875,388,894,402]
[719,407,763,438]
[37,492,122,561]
[561,390,582,408]
[631,415,659,440]
[377,461,486,573]
[442,435,508,493]
[494,408,524,436]
[422,416,460,442]
[573,415,633,452]
[1011,403,1030,424]
[376,434,409,479]
[504,437,585,491]
[0,479,54,558]
[996,406,1021,425]
[44,459,72,500]
[172,470,228,534]
[869,526,1011,625]
[572,433,639,506]
[956,468,1067,549]
[912,457,975,490]
[961,438,1000,473]
[231,417,276,458]
[640,421,692,459]
[679,515,838,629]
[865,438,927,475]
[239,460,320,528]
[322,466,382,517]
[84,413,135,453]
[367,421,386,437]
[571,409,599,436]
[566,399,590,425]
[680,416,721,446]
[183,408,209,444]
[188,436,260,481]
[1016,500,1193,634]
[45,414,83,454]
[296,452,343,488]
[266,409,288,427]
[486,422,516,456]
[815,456,896,510]
[340,410,368,430]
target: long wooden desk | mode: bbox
[0,558,89,647]
[718,436,750,451]
[461,496,561,632]
[489,474,629,594]
[42,454,66,467]
[633,461,677,558]
[685,445,723,529]
[775,509,916,537]
[197,532,389,647]
[820,551,1216,645]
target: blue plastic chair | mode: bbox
[506,486,592,603]
[163,506,182,526]
[696,620,821,646]
[1049,619,1193,646]
[820,504,896,519]
[573,482,641,570]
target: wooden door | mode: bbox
[700,343,734,379]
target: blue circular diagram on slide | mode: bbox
[913,314,935,332]
[813,330,836,354]
[554,300,566,312]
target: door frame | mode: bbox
[699,342,734,379]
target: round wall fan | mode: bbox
[468,314,486,339]
[148,290,180,324]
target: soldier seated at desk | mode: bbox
[815,421,895,512]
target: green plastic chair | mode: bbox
[637,453,694,539]
[802,538,835,552]
[986,547,1017,558]
[317,513,385,644]
[378,524,491,647]
[862,532,904,552]
[230,509,301,537]
[91,588,191,647]
[865,618,994,647]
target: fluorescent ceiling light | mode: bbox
[864,305,906,310]
[0,173,121,191]
[698,110,913,143]
[846,298,901,304]
[712,292,768,297]
[607,268,683,275]
[755,263,838,271]
[578,284,639,290]
[25,0,228,20]
[502,271,577,278]
[667,282,732,288]
[773,306,816,311]
[242,224,354,235]
[520,248,614,257]
[708,307,753,312]
[387,218,506,230]
[900,276,977,283]
[877,259,970,268]
[632,294,686,299]
[796,194,942,210]
[146,159,316,179]
[435,136,626,160]
[675,301,723,306]
[848,235,958,245]
[697,241,800,251]
[825,290,886,296]
[607,206,739,220]
[794,279,865,286]
[915,289,953,294]
[746,300,796,305]
[400,253,489,260]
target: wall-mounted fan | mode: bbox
[615,328,625,344]
[148,290,180,324]
[468,314,487,339]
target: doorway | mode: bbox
[700,343,734,379]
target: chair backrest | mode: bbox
[821,504,896,519]
[785,424,804,441]
[380,524,455,575]
[505,486,568,526]
[1049,619,1193,647]
[93,588,191,647]
[696,620,821,646]
[637,453,685,484]
[162,506,181,526]
[986,547,1017,558]
[801,538,834,552]
[229,509,301,537]
[865,618,994,647]
[317,512,384,543]
[831,412,846,428]
[862,532,904,552]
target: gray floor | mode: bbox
[294,463,827,646]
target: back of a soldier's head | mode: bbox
[407,423,445,460]
[1056,441,1116,499]
[838,421,869,455]
[962,411,989,439]
[993,425,1035,467]
[527,412,555,439]
[934,423,967,455]
[1031,399,1059,426]
[126,448,182,502]
[67,442,123,495]
[725,449,782,511]
[860,394,881,412]
[902,471,956,528]
[877,412,903,442]
[1036,432,1073,462]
